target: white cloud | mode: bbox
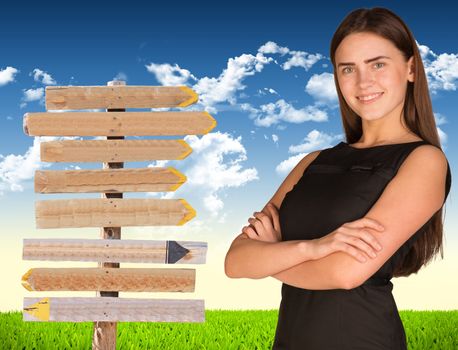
[417,41,458,94]
[31,68,56,85]
[240,102,259,115]
[258,41,290,56]
[22,87,44,102]
[20,87,45,109]
[275,130,343,176]
[257,87,278,96]
[258,41,324,71]
[272,134,279,144]
[283,51,324,71]
[434,112,447,126]
[437,127,447,150]
[145,62,198,86]
[146,131,258,219]
[146,53,273,114]
[0,66,19,86]
[305,72,338,106]
[275,152,308,177]
[144,41,327,119]
[191,53,274,114]
[112,72,128,83]
[244,99,328,127]
[0,136,78,195]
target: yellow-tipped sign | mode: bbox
[23,297,50,321]
[178,86,199,107]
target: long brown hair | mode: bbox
[329,7,452,277]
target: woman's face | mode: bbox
[334,32,414,122]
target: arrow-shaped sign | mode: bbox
[35,198,196,228]
[45,85,199,110]
[23,297,205,322]
[39,139,193,163]
[21,267,196,292]
[23,111,216,136]
[23,239,207,264]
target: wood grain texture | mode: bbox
[23,111,216,136]
[21,267,196,292]
[22,238,207,264]
[35,167,187,193]
[40,139,192,162]
[94,84,125,350]
[45,85,198,110]
[23,297,205,322]
[35,198,196,228]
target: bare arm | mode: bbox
[224,150,321,279]
[271,253,345,290]
[224,232,313,279]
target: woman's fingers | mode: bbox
[347,233,378,259]
[363,217,385,231]
[251,211,274,232]
[246,209,280,243]
[345,217,385,232]
[336,226,381,260]
[359,229,383,251]
[242,225,259,239]
[266,203,281,234]
[340,243,369,262]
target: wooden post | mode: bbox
[92,80,125,350]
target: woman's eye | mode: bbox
[342,62,384,74]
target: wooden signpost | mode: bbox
[21,81,216,349]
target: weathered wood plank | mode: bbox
[22,239,207,264]
[40,139,192,163]
[35,198,196,228]
[35,167,187,193]
[23,297,205,322]
[21,268,196,292]
[45,85,198,110]
[23,111,216,136]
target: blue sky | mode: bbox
[1,1,457,312]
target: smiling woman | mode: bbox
[335,31,416,125]
[224,6,452,350]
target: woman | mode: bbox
[224,7,452,350]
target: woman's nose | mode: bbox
[357,69,375,88]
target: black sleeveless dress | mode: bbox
[272,140,452,350]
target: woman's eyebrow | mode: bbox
[337,55,391,67]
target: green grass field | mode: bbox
[1,309,457,349]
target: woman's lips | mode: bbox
[356,92,384,104]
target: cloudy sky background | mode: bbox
[1,1,457,312]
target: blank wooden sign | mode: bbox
[23,111,216,137]
[45,85,198,110]
[22,267,196,292]
[35,198,196,228]
[40,139,193,163]
[35,167,188,193]
[24,297,205,322]
[23,239,207,264]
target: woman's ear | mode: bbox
[407,56,415,83]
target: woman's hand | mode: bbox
[309,217,384,263]
[242,203,281,243]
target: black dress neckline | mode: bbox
[339,140,427,150]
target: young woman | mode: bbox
[224,7,451,350]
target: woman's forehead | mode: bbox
[336,33,398,62]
